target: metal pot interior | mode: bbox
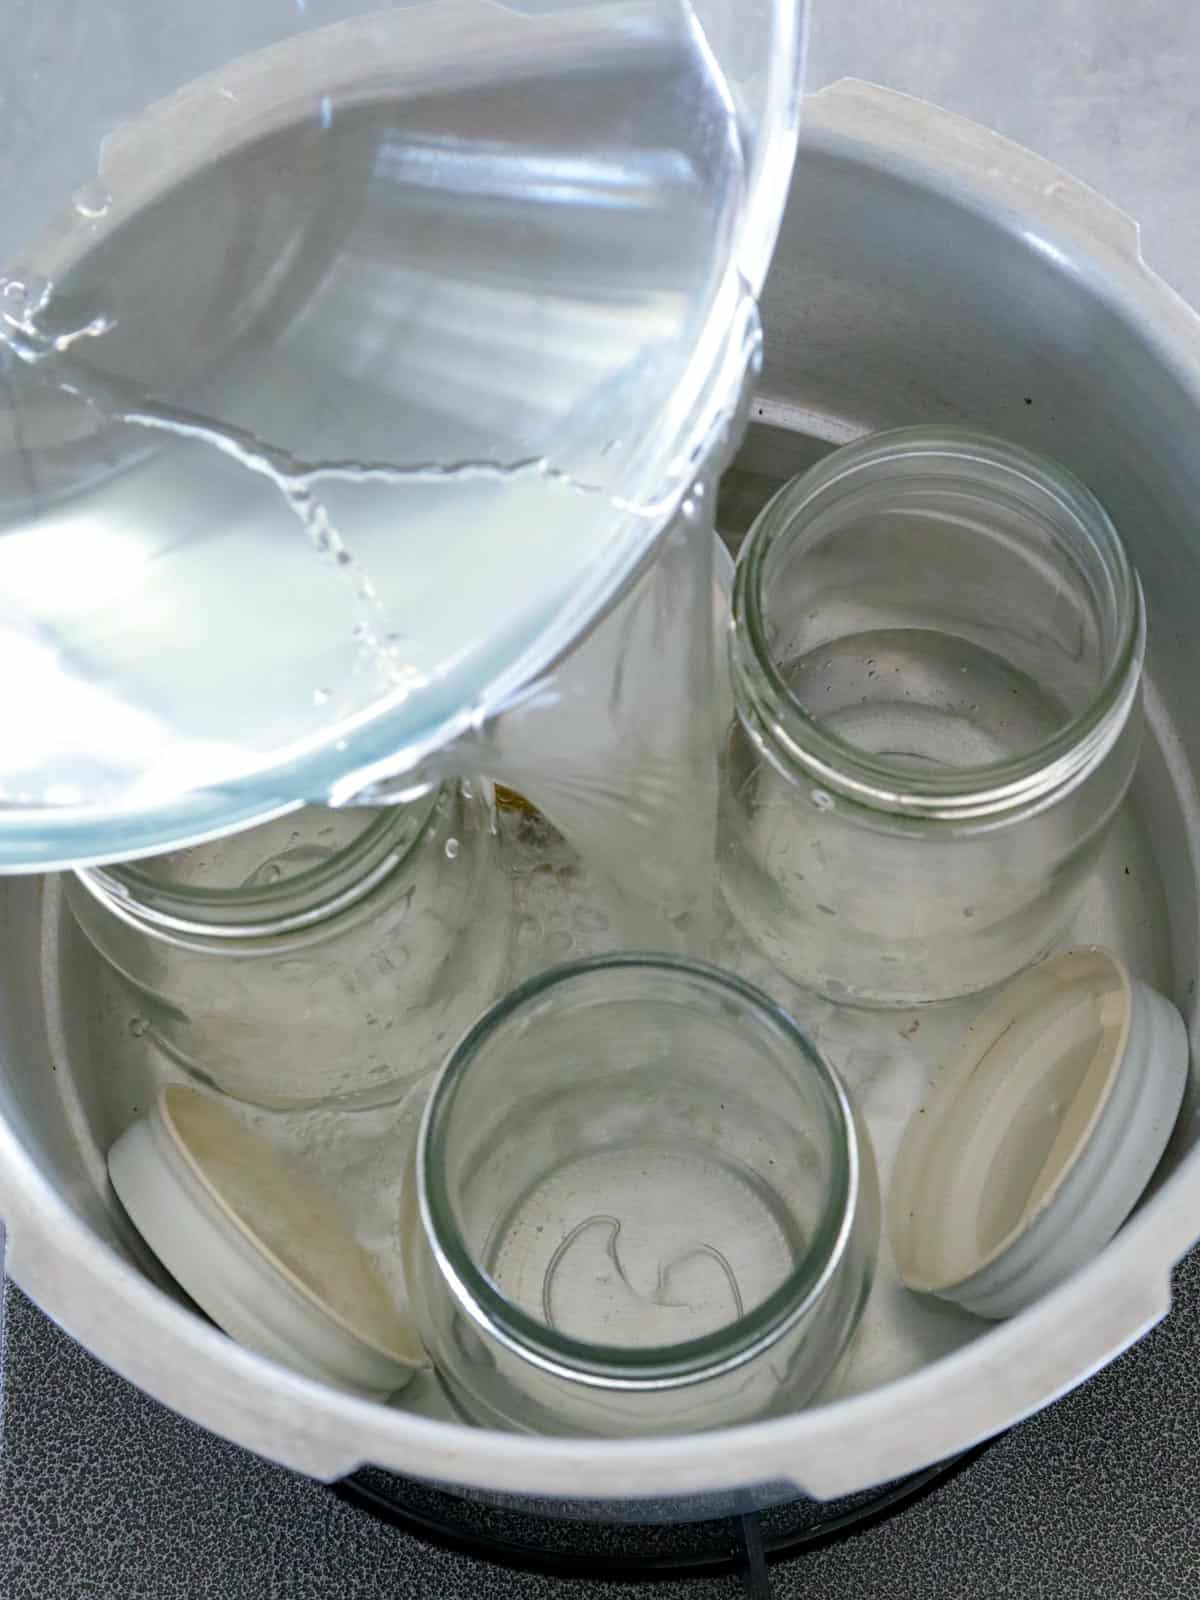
[2,81,1198,1515]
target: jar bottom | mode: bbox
[781,627,1070,775]
[486,1142,802,1348]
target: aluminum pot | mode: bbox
[2,79,1199,1516]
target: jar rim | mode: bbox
[731,427,1146,821]
[73,791,441,941]
[418,953,863,1390]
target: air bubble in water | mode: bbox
[73,182,113,219]
[312,687,330,707]
[811,789,834,811]
[319,96,333,130]
[128,1017,149,1038]
[444,838,460,860]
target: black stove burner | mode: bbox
[335,1443,992,1593]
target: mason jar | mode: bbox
[719,428,1145,1006]
[403,954,879,1437]
[67,783,509,1110]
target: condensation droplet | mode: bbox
[73,182,113,219]
[444,837,460,860]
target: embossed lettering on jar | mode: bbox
[719,428,1146,1006]
[67,784,508,1110]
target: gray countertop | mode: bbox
[808,0,1200,315]
[5,3,1200,1596]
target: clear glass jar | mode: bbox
[66,784,509,1110]
[403,954,878,1437]
[719,427,1145,1006]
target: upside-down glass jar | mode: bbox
[719,427,1146,1007]
[67,783,509,1110]
[403,954,878,1437]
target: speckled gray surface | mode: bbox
[4,1252,1200,1599]
[7,2,1200,1597]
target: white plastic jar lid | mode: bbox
[890,947,1190,1319]
[109,1086,424,1397]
